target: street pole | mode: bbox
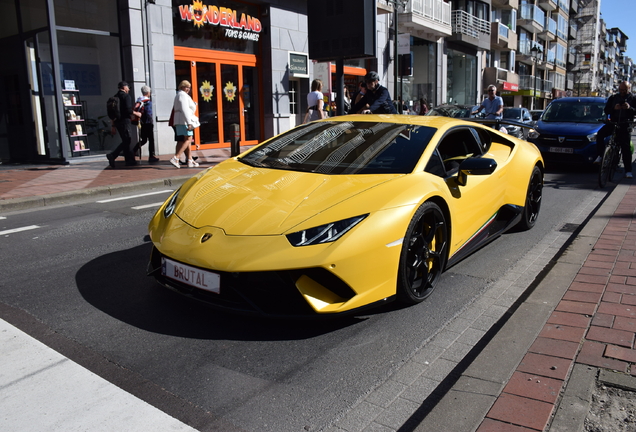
[393,4,398,109]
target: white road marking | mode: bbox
[0,225,41,236]
[0,216,6,220]
[96,190,173,203]
[131,202,165,210]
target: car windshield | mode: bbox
[503,108,522,120]
[542,101,606,123]
[239,121,437,175]
[428,106,471,118]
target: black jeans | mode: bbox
[597,123,633,173]
[111,119,134,163]
[137,123,155,157]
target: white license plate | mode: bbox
[162,257,220,294]
[549,147,573,154]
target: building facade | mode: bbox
[1,0,635,164]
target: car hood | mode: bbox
[536,121,603,135]
[175,161,400,235]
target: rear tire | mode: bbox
[517,166,543,231]
[599,143,615,188]
[397,202,448,304]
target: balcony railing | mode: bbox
[544,17,556,35]
[520,4,545,26]
[498,21,509,39]
[406,0,452,25]
[519,40,545,60]
[519,76,552,93]
[451,10,490,38]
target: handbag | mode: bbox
[190,115,200,129]
[168,108,175,127]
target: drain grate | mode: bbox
[560,223,579,233]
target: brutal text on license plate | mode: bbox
[549,147,573,154]
[162,257,220,294]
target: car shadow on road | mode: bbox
[76,242,365,341]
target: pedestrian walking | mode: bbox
[133,85,159,163]
[169,80,199,169]
[107,81,141,167]
[304,79,326,123]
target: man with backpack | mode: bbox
[106,81,140,167]
[132,85,159,163]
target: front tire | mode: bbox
[517,166,543,231]
[599,143,615,188]
[397,202,448,304]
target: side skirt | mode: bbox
[446,204,523,268]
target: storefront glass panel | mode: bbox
[50,30,122,155]
[242,65,259,141]
[36,31,62,159]
[54,0,119,33]
[196,62,220,144]
[446,49,477,105]
[405,37,436,112]
[221,64,239,144]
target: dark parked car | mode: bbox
[528,97,607,165]
[502,107,533,138]
[426,104,478,119]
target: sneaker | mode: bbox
[169,156,180,168]
[106,153,116,169]
[180,156,198,166]
[627,172,633,179]
[149,156,160,163]
[188,159,199,168]
[593,155,602,164]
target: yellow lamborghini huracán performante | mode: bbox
[148,115,543,317]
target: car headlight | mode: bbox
[286,214,368,246]
[163,189,180,218]
[587,133,597,142]
[527,130,540,139]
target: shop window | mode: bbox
[289,80,298,115]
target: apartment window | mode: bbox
[557,14,567,40]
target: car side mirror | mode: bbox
[457,157,497,186]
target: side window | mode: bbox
[436,128,483,173]
[425,149,446,177]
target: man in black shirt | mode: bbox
[107,81,141,167]
[350,71,397,115]
[594,81,636,178]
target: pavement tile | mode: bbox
[567,281,605,293]
[591,313,615,328]
[562,290,603,304]
[546,311,591,329]
[502,371,563,404]
[586,325,634,348]
[582,259,615,269]
[577,265,611,276]
[573,273,609,285]
[576,341,628,371]
[621,294,636,306]
[628,276,636,286]
[609,267,636,278]
[604,345,636,363]
[528,337,579,360]
[610,284,636,297]
[517,352,572,380]
[486,393,554,431]
[538,324,586,343]
[610,275,628,284]
[613,315,636,332]
[476,418,537,432]
[554,300,597,315]
[597,301,636,318]
[602,291,622,303]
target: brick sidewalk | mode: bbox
[476,185,636,431]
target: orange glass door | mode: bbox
[174,49,261,150]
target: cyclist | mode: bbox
[594,81,636,178]
[472,85,503,119]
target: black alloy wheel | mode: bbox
[517,165,543,230]
[397,201,448,304]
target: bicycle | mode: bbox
[598,120,633,188]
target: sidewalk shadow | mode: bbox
[75,242,362,341]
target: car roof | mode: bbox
[549,97,606,103]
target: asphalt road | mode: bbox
[0,167,612,431]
